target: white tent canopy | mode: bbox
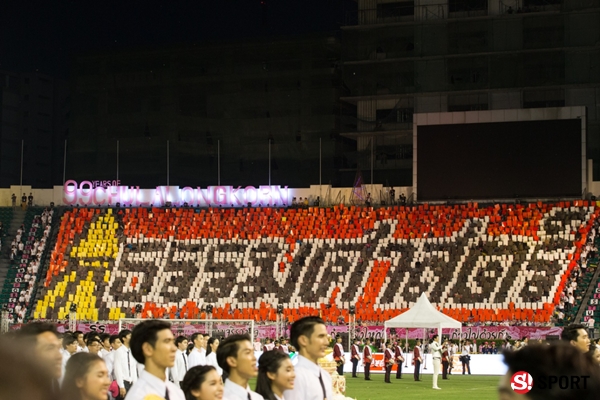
[384,293,462,340]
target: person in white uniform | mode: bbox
[125,320,185,400]
[256,350,295,400]
[61,334,79,385]
[283,316,333,400]
[171,336,189,388]
[181,365,224,400]
[205,337,223,376]
[113,329,137,398]
[429,335,442,390]
[216,334,264,400]
[188,333,207,368]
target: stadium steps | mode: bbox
[0,209,26,306]
[24,208,63,321]
[577,258,600,327]
[566,265,597,323]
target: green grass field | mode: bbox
[249,374,501,400]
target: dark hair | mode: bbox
[561,324,587,343]
[206,337,218,357]
[99,333,111,342]
[503,342,600,400]
[62,334,78,349]
[217,334,251,378]
[130,320,172,364]
[190,333,201,344]
[62,353,106,400]
[255,351,292,400]
[176,336,188,347]
[109,335,121,345]
[0,338,58,400]
[187,342,195,355]
[118,329,132,342]
[290,316,325,350]
[16,322,59,345]
[86,337,102,348]
[181,365,217,400]
[73,330,83,337]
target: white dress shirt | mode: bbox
[170,349,188,386]
[126,369,185,400]
[60,351,72,385]
[114,345,138,387]
[284,355,333,400]
[205,351,223,376]
[430,341,442,359]
[223,378,264,400]
[188,347,206,368]
[103,350,115,379]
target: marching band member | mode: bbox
[362,338,372,381]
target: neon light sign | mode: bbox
[63,181,290,207]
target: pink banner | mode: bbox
[332,325,563,341]
[13,323,561,341]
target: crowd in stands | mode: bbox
[554,218,600,324]
[10,208,54,323]
[18,201,595,327]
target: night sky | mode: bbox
[0,0,355,79]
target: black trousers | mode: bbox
[442,360,449,379]
[364,363,371,380]
[385,364,392,383]
[117,381,133,400]
[395,361,402,378]
[462,360,471,374]
[336,362,344,376]
[414,360,421,381]
[351,358,359,377]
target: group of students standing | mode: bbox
[4,316,340,400]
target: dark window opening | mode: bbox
[377,1,415,18]
[449,0,488,12]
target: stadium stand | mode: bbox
[0,200,594,325]
[0,207,55,322]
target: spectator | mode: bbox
[588,317,596,340]
[16,322,63,394]
[113,329,137,397]
[0,337,59,400]
[127,320,184,400]
[284,316,332,400]
[171,336,189,388]
[256,350,295,400]
[499,342,600,400]
[561,323,591,352]
[216,334,263,399]
[181,365,223,400]
[61,334,79,383]
[62,353,111,400]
